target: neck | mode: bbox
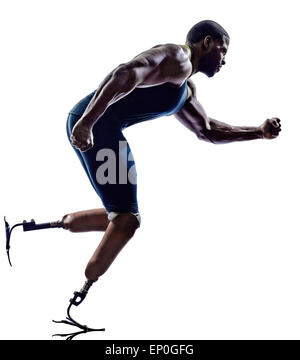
[185,42,198,76]
[183,44,192,60]
[185,41,208,76]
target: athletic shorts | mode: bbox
[66,91,140,221]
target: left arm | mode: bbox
[174,79,281,144]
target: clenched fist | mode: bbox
[260,118,281,139]
[71,120,94,152]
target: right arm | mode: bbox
[79,59,155,128]
[70,59,156,151]
[71,48,169,151]
[70,44,188,151]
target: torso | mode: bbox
[70,44,193,125]
[92,43,194,111]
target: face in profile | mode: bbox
[199,35,229,77]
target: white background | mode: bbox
[1,0,299,340]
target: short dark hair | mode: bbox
[186,20,229,44]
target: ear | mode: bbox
[202,35,214,50]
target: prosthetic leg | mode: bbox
[52,279,105,340]
[4,216,105,340]
[4,216,64,266]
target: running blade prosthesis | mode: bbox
[52,280,105,340]
[4,216,64,266]
[4,217,105,340]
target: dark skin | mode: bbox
[64,35,281,281]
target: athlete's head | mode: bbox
[186,20,230,77]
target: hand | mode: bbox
[71,120,94,152]
[259,117,281,139]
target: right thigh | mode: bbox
[66,113,139,214]
[82,122,139,214]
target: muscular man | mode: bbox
[63,20,281,282]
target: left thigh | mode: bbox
[82,123,139,214]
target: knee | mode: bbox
[111,213,140,238]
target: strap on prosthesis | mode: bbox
[4,217,105,340]
[4,216,64,266]
[52,280,105,340]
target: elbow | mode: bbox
[196,129,216,144]
[195,117,217,144]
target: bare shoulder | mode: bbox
[123,43,188,67]
[114,43,191,86]
[151,43,192,82]
[151,43,189,61]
